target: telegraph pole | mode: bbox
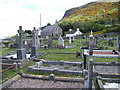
[40,13,41,27]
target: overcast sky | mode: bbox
[0,0,97,38]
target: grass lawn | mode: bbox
[39,47,83,62]
[38,38,118,62]
[0,47,17,56]
[41,53,82,62]
[38,39,86,62]
[93,57,119,63]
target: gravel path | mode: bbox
[8,78,84,88]
[95,66,119,74]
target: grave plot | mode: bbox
[94,63,119,74]
[27,59,84,75]
[96,75,120,89]
[1,53,31,59]
[93,61,120,89]
[84,50,119,58]
[65,36,75,48]
[81,32,120,89]
[8,77,84,88]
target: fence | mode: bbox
[0,64,14,83]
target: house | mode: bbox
[41,21,63,38]
[66,28,82,37]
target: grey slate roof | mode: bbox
[42,25,55,31]
[41,23,63,37]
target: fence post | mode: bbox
[118,32,120,52]
[18,62,22,69]
[13,62,17,72]
[83,54,86,69]
[80,47,83,58]
[87,31,93,89]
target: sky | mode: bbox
[0,0,97,39]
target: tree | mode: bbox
[84,20,95,32]
[59,21,73,32]
[47,23,51,26]
[25,30,32,34]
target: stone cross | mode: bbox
[17,26,26,59]
[31,27,38,57]
[90,31,93,37]
[32,27,37,46]
[36,30,40,47]
[89,31,93,55]
[18,26,24,49]
[32,28,40,46]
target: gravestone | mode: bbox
[69,36,72,43]
[36,29,40,47]
[68,36,72,46]
[31,27,38,57]
[73,36,75,41]
[58,36,64,48]
[118,32,120,52]
[27,40,32,49]
[92,37,97,46]
[46,36,49,39]
[39,39,44,47]
[111,40,114,47]
[44,45,48,50]
[23,40,29,51]
[65,36,75,48]
[108,39,114,47]
[17,26,26,59]
[47,38,53,48]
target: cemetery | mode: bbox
[0,25,120,89]
[0,0,120,89]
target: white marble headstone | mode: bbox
[69,37,72,44]
[58,36,64,47]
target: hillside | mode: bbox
[59,1,120,34]
[97,0,119,2]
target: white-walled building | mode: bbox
[66,28,82,37]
